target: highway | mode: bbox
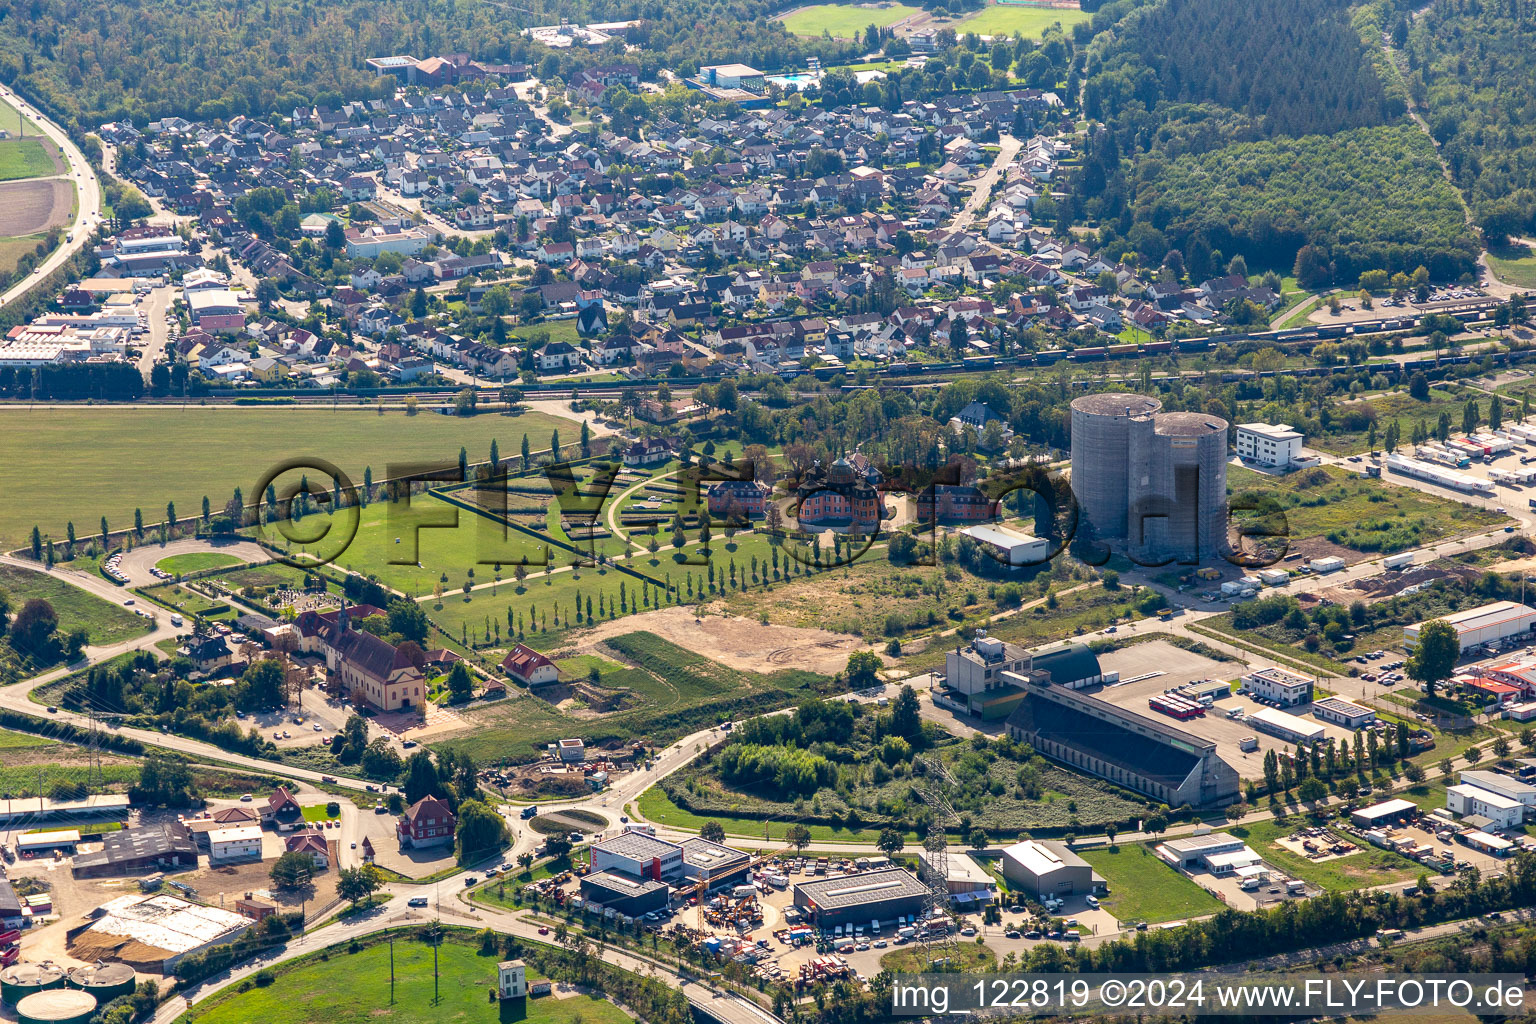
[0,83,103,309]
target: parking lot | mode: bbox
[1093,641,1358,780]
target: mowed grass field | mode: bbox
[953,2,1092,36]
[0,138,57,181]
[780,2,921,37]
[0,563,145,644]
[156,552,243,575]
[190,936,634,1024]
[1079,844,1225,923]
[0,406,576,550]
[1488,244,1536,289]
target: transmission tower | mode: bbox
[915,754,959,967]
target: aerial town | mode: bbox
[3,0,1536,1021]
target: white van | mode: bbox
[170,613,183,627]
[1084,895,1100,909]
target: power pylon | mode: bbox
[915,754,959,967]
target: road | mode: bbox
[0,83,103,309]
[951,133,1024,232]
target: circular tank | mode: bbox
[1069,392,1163,542]
[15,988,96,1024]
[66,963,136,1002]
[1,964,68,1007]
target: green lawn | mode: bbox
[511,319,582,348]
[156,552,243,576]
[953,2,1093,37]
[1078,844,1225,923]
[780,2,922,38]
[0,563,145,644]
[0,138,55,181]
[302,803,341,822]
[1229,817,1423,891]
[1487,244,1536,289]
[0,96,31,136]
[0,406,576,549]
[189,935,634,1024]
[0,233,49,277]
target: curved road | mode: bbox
[0,83,103,309]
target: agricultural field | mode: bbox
[0,179,71,239]
[190,935,633,1024]
[779,2,921,38]
[0,563,146,645]
[0,405,576,550]
[0,138,58,180]
[1228,464,1504,557]
[1079,844,1226,923]
[953,2,1093,37]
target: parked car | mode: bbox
[408,896,429,907]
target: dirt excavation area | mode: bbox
[556,606,876,676]
[0,178,71,235]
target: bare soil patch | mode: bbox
[0,177,71,235]
[553,605,877,675]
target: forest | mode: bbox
[1119,124,1477,282]
[0,0,860,127]
[1082,0,1400,138]
[1402,0,1536,242]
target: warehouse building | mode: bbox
[998,840,1102,899]
[72,822,200,878]
[1311,697,1375,729]
[1247,706,1326,745]
[1459,770,1536,812]
[66,893,252,972]
[579,872,670,917]
[1405,601,1536,653]
[1447,784,1526,829]
[591,831,685,881]
[679,837,751,890]
[1005,673,1240,807]
[956,524,1050,567]
[1154,834,1263,876]
[1242,667,1314,707]
[915,850,996,896]
[1350,797,1419,829]
[792,868,931,930]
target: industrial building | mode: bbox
[792,868,931,930]
[1447,784,1526,829]
[579,872,670,917]
[207,826,263,864]
[0,794,129,827]
[591,831,685,881]
[71,823,200,878]
[1156,833,1253,872]
[1069,393,1229,563]
[1385,454,1496,495]
[998,840,1102,898]
[1350,798,1419,829]
[1459,770,1536,812]
[1405,601,1536,653]
[679,837,751,889]
[915,850,996,896]
[1030,642,1103,689]
[66,893,253,972]
[956,524,1050,566]
[942,635,1042,720]
[1247,706,1326,745]
[1005,673,1240,807]
[1235,423,1304,468]
[1311,697,1375,729]
[1242,667,1314,707]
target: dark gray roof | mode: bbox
[793,867,929,910]
[1030,643,1100,686]
[71,822,198,871]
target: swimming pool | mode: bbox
[765,72,823,91]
